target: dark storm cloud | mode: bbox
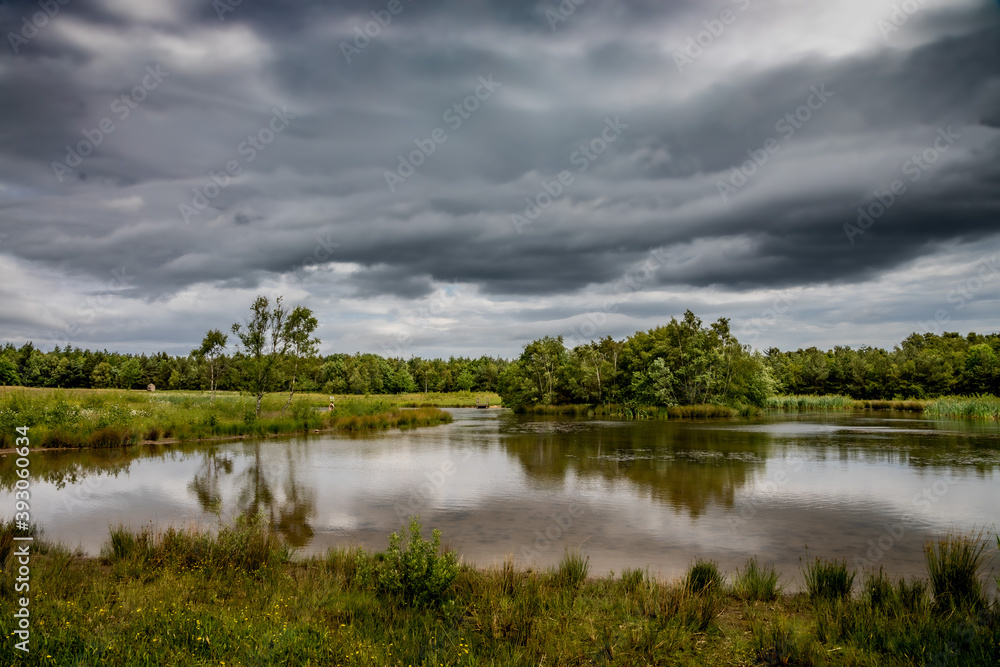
[1,0,999,354]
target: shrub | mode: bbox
[803,557,854,600]
[359,517,459,607]
[734,557,781,601]
[925,531,988,611]
[685,558,723,595]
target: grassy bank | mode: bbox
[766,394,1000,419]
[0,388,452,450]
[521,404,743,419]
[1,519,997,665]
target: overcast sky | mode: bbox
[1,0,998,359]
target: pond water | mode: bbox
[3,409,999,589]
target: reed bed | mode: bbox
[926,395,1000,420]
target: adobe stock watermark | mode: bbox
[672,0,751,73]
[179,106,296,224]
[392,450,472,521]
[918,254,999,335]
[519,504,585,562]
[563,244,689,348]
[844,126,960,244]
[384,75,501,192]
[852,471,959,571]
[7,0,71,54]
[544,0,589,31]
[511,115,629,234]
[340,0,415,63]
[44,265,136,349]
[728,459,805,532]
[876,0,929,42]
[378,282,463,358]
[51,65,170,182]
[292,233,341,277]
[716,84,834,202]
[740,292,797,345]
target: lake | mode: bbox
[3,408,998,589]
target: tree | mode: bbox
[0,356,21,387]
[231,296,289,417]
[118,358,143,389]
[194,329,228,401]
[280,307,320,413]
[91,361,115,389]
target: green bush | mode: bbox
[359,517,459,607]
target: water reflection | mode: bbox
[1,410,997,587]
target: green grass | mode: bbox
[765,395,929,411]
[0,518,998,665]
[924,530,990,611]
[0,388,453,450]
[926,395,1000,420]
[802,556,855,600]
[733,556,781,601]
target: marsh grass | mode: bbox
[734,556,781,601]
[102,514,292,579]
[803,556,854,600]
[927,395,1000,420]
[685,558,723,595]
[2,516,999,666]
[553,549,590,589]
[0,388,451,450]
[924,531,990,611]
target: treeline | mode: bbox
[3,307,998,407]
[0,344,509,396]
[495,315,1000,410]
[765,331,1000,399]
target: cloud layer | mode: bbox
[1,0,998,357]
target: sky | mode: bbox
[0,0,998,360]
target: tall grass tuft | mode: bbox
[803,557,854,600]
[685,558,723,595]
[554,549,590,589]
[924,531,988,611]
[734,556,781,601]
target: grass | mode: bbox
[802,556,855,600]
[523,403,740,419]
[766,395,930,411]
[926,395,1000,420]
[924,530,990,611]
[733,556,782,601]
[0,388,453,450]
[0,519,998,665]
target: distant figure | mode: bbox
[328,396,335,412]
[147,384,156,392]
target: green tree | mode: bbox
[280,307,320,413]
[194,329,228,401]
[0,356,21,386]
[962,343,999,395]
[118,357,143,389]
[91,361,115,389]
[231,296,290,417]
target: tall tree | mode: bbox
[231,296,289,417]
[194,329,228,401]
[280,306,320,413]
